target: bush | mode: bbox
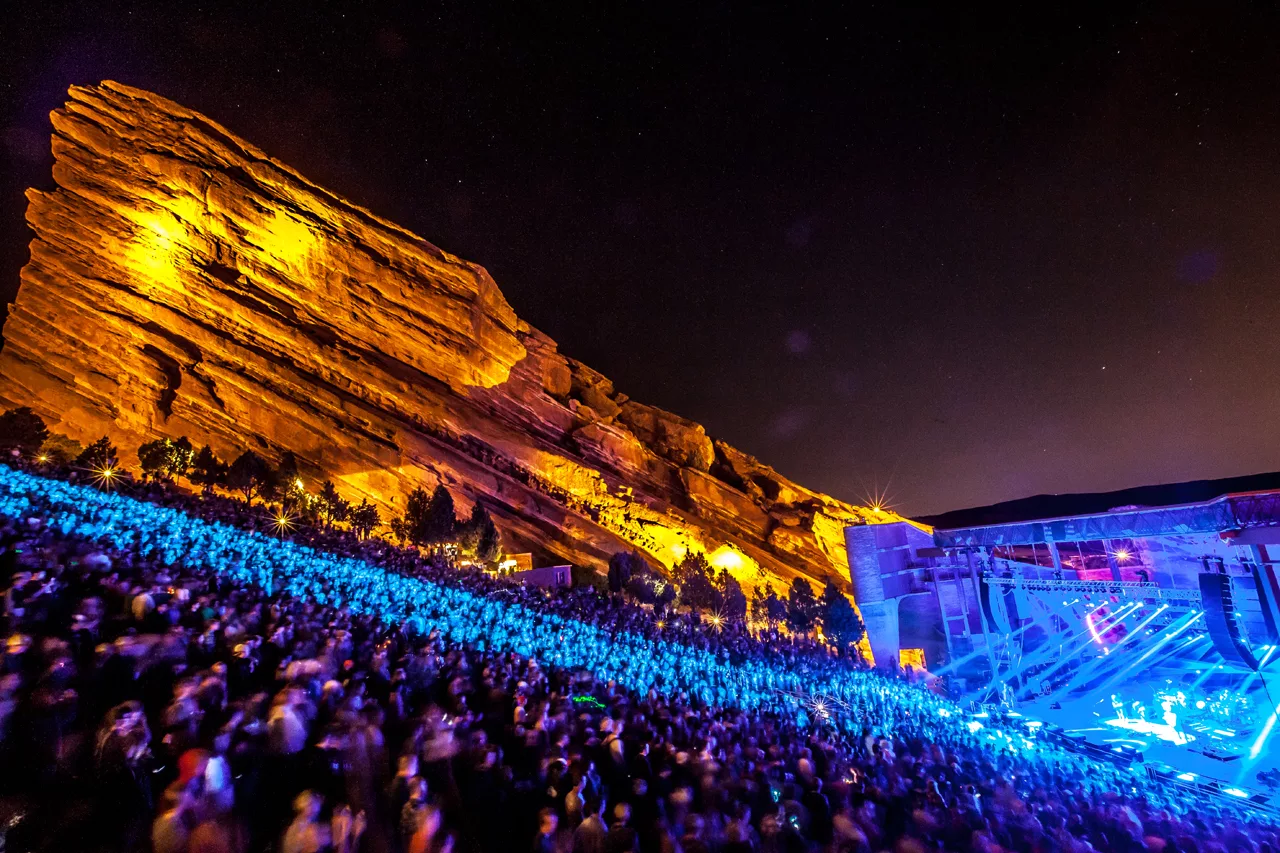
[571,564,608,594]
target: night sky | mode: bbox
[4,4,1280,516]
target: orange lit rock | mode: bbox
[0,81,904,590]
[618,401,715,472]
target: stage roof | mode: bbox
[923,473,1280,549]
[920,472,1280,530]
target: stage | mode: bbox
[1025,694,1280,803]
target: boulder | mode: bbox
[618,401,715,472]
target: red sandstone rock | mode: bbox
[0,81,901,590]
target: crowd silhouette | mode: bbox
[1,463,1277,852]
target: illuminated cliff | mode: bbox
[0,81,902,589]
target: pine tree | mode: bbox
[458,503,500,562]
[674,552,718,612]
[137,439,169,481]
[398,487,428,546]
[765,588,788,625]
[750,585,770,624]
[821,581,865,648]
[169,436,195,480]
[786,577,821,634]
[608,551,636,593]
[422,484,457,546]
[389,516,410,544]
[317,480,351,526]
[190,445,228,494]
[718,569,748,623]
[274,451,307,509]
[476,518,501,563]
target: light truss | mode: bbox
[981,574,1203,604]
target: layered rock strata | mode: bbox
[0,81,903,590]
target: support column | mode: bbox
[1047,540,1064,579]
[1104,539,1122,582]
[968,548,997,677]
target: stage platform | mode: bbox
[1028,698,1277,796]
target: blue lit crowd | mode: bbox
[0,465,1276,852]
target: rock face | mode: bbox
[0,81,903,591]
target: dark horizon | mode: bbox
[4,4,1280,516]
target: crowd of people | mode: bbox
[1,463,1278,852]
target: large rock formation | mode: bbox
[0,81,903,591]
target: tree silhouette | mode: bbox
[476,517,501,563]
[673,552,718,611]
[349,499,381,539]
[457,503,500,562]
[274,451,307,508]
[74,437,118,472]
[137,437,195,482]
[718,569,748,623]
[422,485,457,546]
[189,445,228,494]
[400,487,433,546]
[821,581,865,648]
[316,480,351,526]
[227,450,275,503]
[0,407,49,456]
[786,577,821,634]
[608,551,642,593]
[40,433,83,466]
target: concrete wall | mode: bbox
[846,522,939,669]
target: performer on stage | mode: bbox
[1160,697,1187,744]
[1112,694,1126,721]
